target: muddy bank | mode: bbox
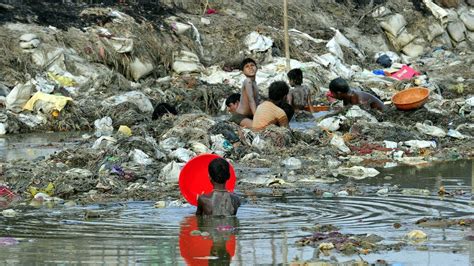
[0,0,472,206]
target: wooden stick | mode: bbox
[283,0,290,71]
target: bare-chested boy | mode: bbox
[329,77,386,111]
[196,158,240,216]
[229,58,259,128]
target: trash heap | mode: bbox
[0,0,473,205]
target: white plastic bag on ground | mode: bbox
[337,166,380,179]
[170,148,196,163]
[0,123,6,135]
[331,28,364,59]
[92,136,117,149]
[318,116,343,132]
[130,58,154,81]
[252,135,268,151]
[245,31,273,52]
[160,137,185,151]
[346,106,378,123]
[330,134,351,153]
[172,50,204,74]
[403,140,437,149]
[415,122,446,137]
[160,161,184,183]
[447,129,468,139]
[384,140,398,149]
[190,142,211,154]
[129,149,153,165]
[94,117,113,137]
[102,91,153,113]
[281,157,302,170]
[326,38,344,60]
[6,81,34,112]
[17,113,46,128]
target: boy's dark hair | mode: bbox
[329,77,350,94]
[279,102,294,121]
[208,158,230,184]
[287,68,303,85]
[240,58,257,70]
[225,93,240,107]
[268,81,289,102]
[152,103,178,120]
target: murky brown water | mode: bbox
[0,159,472,265]
[0,132,84,162]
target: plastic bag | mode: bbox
[94,117,113,137]
[337,166,380,179]
[5,81,34,113]
[129,149,153,165]
[330,134,351,153]
[415,122,446,137]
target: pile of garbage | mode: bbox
[0,0,473,204]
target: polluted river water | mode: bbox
[0,133,472,264]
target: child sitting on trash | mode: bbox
[196,158,241,216]
[252,81,290,131]
[229,58,259,128]
[329,77,386,111]
[287,68,314,113]
[225,93,240,114]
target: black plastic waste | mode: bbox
[376,54,392,68]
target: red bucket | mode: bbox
[179,154,236,206]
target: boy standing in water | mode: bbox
[287,68,314,113]
[196,158,240,216]
[329,77,386,111]
[229,58,259,128]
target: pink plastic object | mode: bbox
[391,65,420,80]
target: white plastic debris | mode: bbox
[406,230,428,241]
[130,57,154,81]
[337,166,380,179]
[346,105,378,123]
[0,123,6,135]
[170,148,196,163]
[447,129,467,139]
[93,116,113,137]
[403,140,437,149]
[160,137,185,151]
[245,31,273,52]
[92,136,117,149]
[422,0,448,26]
[172,50,205,74]
[102,91,154,113]
[190,142,211,154]
[129,149,153,165]
[318,116,343,132]
[5,81,34,113]
[159,161,184,183]
[415,122,446,137]
[281,157,302,170]
[384,140,398,149]
[330,134,351,153]
[1,209,17,218]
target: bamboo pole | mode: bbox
[283,0,290,71]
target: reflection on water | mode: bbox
[0,161,472,264]
[0,132,83,161]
